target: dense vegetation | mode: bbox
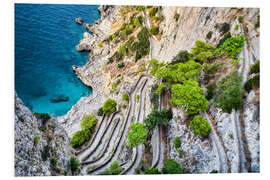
[250,60,260,74]
[106,161,122,175]
[190,115,211,137]
[144,109,173,131]
[150,84,159,109]
[69,157,80,175]
[102,98,117,116]
[170,50,191,64]
[122,93,129,102]
[162,159,183,174]
[144,168,161,174]
[170,80,209,115]
[191,40,216,62]
[244,74,260,93]
[214,73,244,113]
[71,114,97,148]
[127,122,147,147]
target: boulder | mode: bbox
[50,95,69,103]
[75,18,84,25]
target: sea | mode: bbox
[15,4,100,116]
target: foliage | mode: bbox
[216,34,245,58]
[174,136,181,149]
[250,61,260,74]
[210,169,218,173]
[156,82,168,94]
[144,168,161,174]
[204,63,222,74]
[102,98,117,116]
[170,80,209,115]
[149,7,158,17]
[69,157,80,175]
[238,16,244,23]
[107,161,122,175]
[108,57,113,64]
[235,25,239,31]
[216,32,231,48]
[41,145,50,161]
[255,15,260,28]
[137,27,150,57]
[170,50,191,64]
[34,135,40,146]
[150,84,159,109]
[144,109,173,131]
[176,148,182,156]
[33,112,51,125]
[136,94,140,102]
[229,133,233,139]
[119,44,127,56]
[174,13,180,21]
[191,40,216,62]
[97,42,103,48]
[150,26,159,35]
[127,122,147,147]
[162,159,183,174]
[214,72,244,113]
[50,158,57,170]
[98,107,104,116]
[155,60,202,84]
[118,62,125,68]
[244,75,260,93]
[81,114,98,131]
[206,83,217,100]
[148,59,166,75]
[190,115,211,137]
[206,31,213,39]
[219,22,230,34]
[122,93,129,102]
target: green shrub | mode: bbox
[119,44,127,56]
[71,130,89,148]
[216,32,231,48]
[122,93,129,102]
[149,7,158,17]
[81,114,97,131]
[238,16,244,23]
[144,168,161,174]
[162,159,183,174]
[144,109,173,131]
[97,42,103,48]
[229,133,233,139]
[150,84,159,109]
[136,94,140,102]
[171,50,191,64]
[244,75,260,93]
[176,148,182,156]
[170,80,209,115]
[235,25,239,31]
[174,136,181,149]
[118,63,125,68]
[191,40,216,62]
[98,107,104,116]
[204,63,222,74]
[214,72,244,113]
[216,34,245,58]
[108,57,113,64]
[69,157,80,175]
[150,26,159,35]
[250,61,260,74]
[219,22,230,34]
[41,145,50,161]
[206,83,217,100]
[255,15,260,28]
[206,31,213,39]
[137,27,150,57]
[102,98,117,116]
[174,13,180,21]
[50,158,57,170]
[127,122,147,147]
[190,115,211,137]
[210,169,218,173]
[108,161,122,175]
[34,135,40,146]
[33,112,51,125]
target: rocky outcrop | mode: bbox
[75,17,84,25]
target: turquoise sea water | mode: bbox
[15,4,100,116]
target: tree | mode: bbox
[127,122,147,147]
[80,114,97,132]
[148,59,166,76]
[214,72,244,113]
[69,157,80,175]
[190,115,211,137]
[170,50,191,64]
[122,93,129,102]
[108,161,122,175]
[174,136,181,149]
[170,80,209,115]
[144,109,173,131]
[162,159,183,174]
[250,60,260,74]
[102,98,117,116]
[191,40,216,62]
[71,130,89,148]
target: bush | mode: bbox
[150,84,159,109]
[137,27,150,57]
[97,42,103,48]
[34,135,40,146]
[33,112,51,125]
[171,50,191,64]
[144,109,173,131]
[122,93,129,102]
[210,169,218,173]
[214,72,244,113]
[136,94,140,102]
[71,130,89,148]
[174,136,181,149]
[235,25,239,31]
[170,80,209,115]
[191,40,216,62]
[108,57,113,64]
[206,83,217,100]
[144,168,161,174]
[118,63,125,68]
[174,13,180,21]
[108,161,122,175]
[127,122,147,147]
[149,7,158,17]
[119,44,127,57]
[238,16,244,23]
[50,158,57,170]
[150,26,159,35]
[216,34,245,58]
[204,63,222,74]
[219,22,230,34]
[102,98,117,116]
[41,145,50,161]
[69,157,80,175]
[81,114,98,132]
[250,61,260,74]
[98,107,104,116]
[244,75,260,93]
[255,15,260,28]
[206,31,213,39]
[162,159,183,174]
[216,32,231,48]
[190,115,211,137]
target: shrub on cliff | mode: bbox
[150,84,159,109]
[34,135,40,146]
[107,161,122,175]
[144,109,172,131]
[214,72,244,113]
[170,80,209,115]
[102,98,117,116]
[149,7,158,17]
[144,168,161,174]
[122,93,129,102]
[162,159,183,174]
[174,136,181,149]
[150,26,159,35]
[69,157,80,175]
[128,122,147,147]
[97,107,104,116]
[244,75,260,93]
[33,112,51,125]
[170,50,191,64]
[80,114,97,132]
[190,115,211,137]
[250,60,260,74]
[191,40,216,63]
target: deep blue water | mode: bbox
[15,4,100,116]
